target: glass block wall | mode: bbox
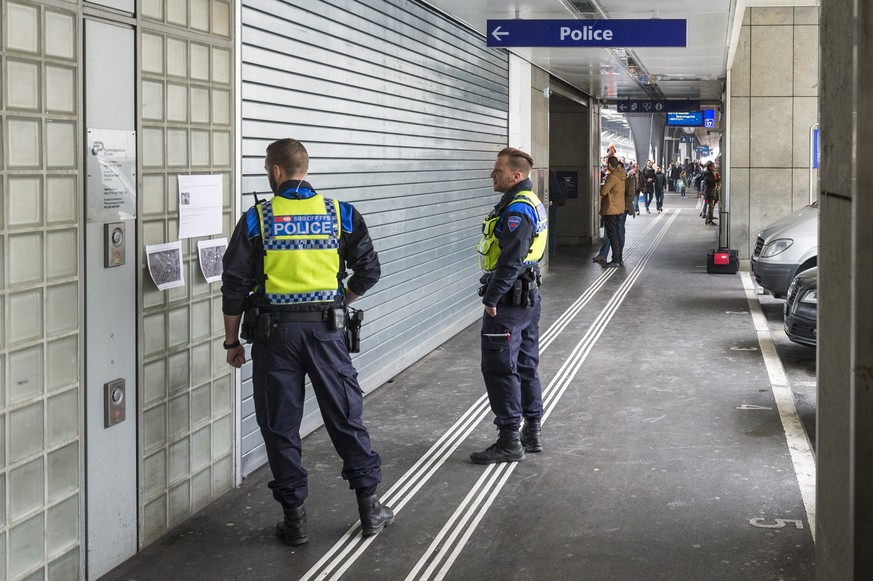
[1,0,236,575]
[137,0,236,545]
[1,1,83,579]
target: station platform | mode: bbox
[105,194,816,581]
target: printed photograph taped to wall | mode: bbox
[197,238,227,284]
[146,241,185,291]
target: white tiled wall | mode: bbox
[138,0,235,546]
[1,1,83,578]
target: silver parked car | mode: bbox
[751,203,818,298]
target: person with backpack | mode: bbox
[677,168,687,198]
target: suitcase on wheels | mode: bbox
[707,247,739,274]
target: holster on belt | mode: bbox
[512,279,524,306]
[345,307,364,353]
[241,294,274,342]
[477,272,493,297]
[510,268,541,308]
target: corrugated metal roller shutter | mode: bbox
[239,0,509,476]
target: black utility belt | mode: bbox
[241,302,364,353]
[480,269,542,308]
[498,281,538,306]
[275,310,331,323]
[271,308,345,329]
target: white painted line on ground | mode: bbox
[405,210,681,581]
[298,214,672,581]
[741,271,817,542]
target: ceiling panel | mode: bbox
[425,0,738,101]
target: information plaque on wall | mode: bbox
[556,171,579,199]
[87,129,137,223]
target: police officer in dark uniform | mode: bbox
[221,138,393,546]
[472,147,548,464]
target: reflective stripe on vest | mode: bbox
[477,190,548,272]
[256,195,341,304]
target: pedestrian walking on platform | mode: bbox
[633,162,644,214]
[473,147,548,465]
[677,169,687,198]
[641,160,656,213]
[654,164,666,212]
[669,161,682,192]
[221,138,394,547]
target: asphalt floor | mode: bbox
[105,193,816,581]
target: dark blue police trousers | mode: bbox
[480,294,543,430]
[251,321,382,509]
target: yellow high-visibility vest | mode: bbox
[256,194,341,304]
[477,190,548,272]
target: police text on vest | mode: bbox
[272,215,332,236]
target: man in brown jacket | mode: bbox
[599,156,626,267]
[593,162,637,264]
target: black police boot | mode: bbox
[470,426,525,465]
[521,418,543,453]
[275,504,308,546]
[357,492,395,536]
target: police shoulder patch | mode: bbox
[507,215,522,232]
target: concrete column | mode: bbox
[727,7,820,259]
[627,113,653,165]
[651,113,666,167]
[817,0,873,578]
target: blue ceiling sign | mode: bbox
[486,19,687,48]
[704,109,716,128]
[667,111,704,127]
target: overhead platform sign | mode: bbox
[617,100,701,114]
[486,19,687,48]
[667,111,704,126]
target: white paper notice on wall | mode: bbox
[197,238,227,283]
[178,174,223,239]
[87,128,137,223]
[146,241,185,291]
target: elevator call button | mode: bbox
[104,222,126,267]
[104,378,126,428]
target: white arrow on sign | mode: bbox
[491,26,509,42]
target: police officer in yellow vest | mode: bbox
[472,147,548,464]
[221,138,393,546]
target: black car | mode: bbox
[784,267,817,347]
